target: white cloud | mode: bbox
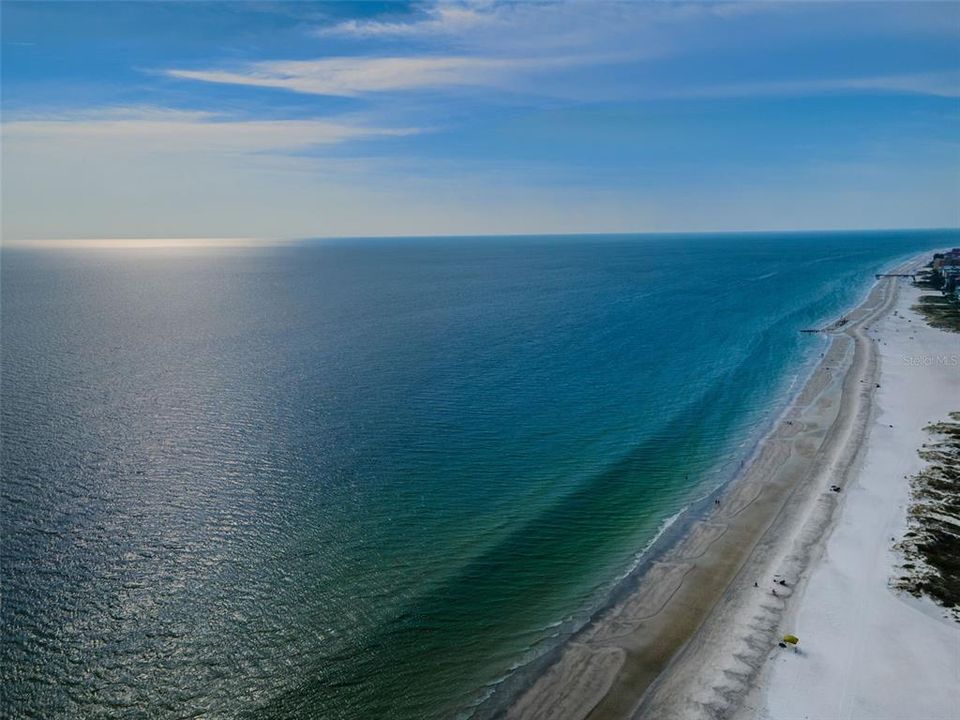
[0,105,651,242]
[315,1,775,45]
[5,3,959,242]
[4,101,956,242]
[2,108,420,154]
[674,70,960,100]
[317,4,499,38]
[0,107,426,241]
[835,71,960,99]
[170,58,960,103]
[166,55,582,96]
[170,4,960,103]
[168,1,711,99]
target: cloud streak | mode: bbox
[316,4,498,39]
[2,107,420,153]
[166,55,588,97]
[316,1,778,44]
[167,56,960,102]
[1,107,430,241]
[4,0,959,242]
[675,70,960,100]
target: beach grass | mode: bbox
[911,295,960,333]
[912,267,960,333]
[896,412,960,619]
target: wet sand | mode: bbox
[504,257,923,720]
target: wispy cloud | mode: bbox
[167,1,697,99]
[1,106,429,241]
[166,55,587,97]
[5,0,959,241]
[167,55,960,102]
[675,70,960,100]
[166,1,960,103]
[316,1,775,44]
[168,56,510,96]
[316,4,498,39]
[2,107,420,153]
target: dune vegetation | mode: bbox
[896,412,960,620]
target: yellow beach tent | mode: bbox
[782,634,799,645]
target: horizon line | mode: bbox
[2,225,958,250]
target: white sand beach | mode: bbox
[635,257,960,720]
[739,273,960,720]
[507,254,960,720]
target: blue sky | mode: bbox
[2,1,959,241]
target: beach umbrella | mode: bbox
[782,634,799,645]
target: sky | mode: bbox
[2,0,959,242]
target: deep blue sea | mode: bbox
[1,230,955,719]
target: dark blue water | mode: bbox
[2,230,954,719]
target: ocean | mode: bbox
[1,230,955,719]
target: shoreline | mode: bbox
[503,253,929,720]
[737,258,960,719]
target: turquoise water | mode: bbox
[1,230,954,718]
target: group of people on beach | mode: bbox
[754,577,789,596]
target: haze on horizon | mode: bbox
[2,0,959,244]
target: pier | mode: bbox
[875,273,916,280]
